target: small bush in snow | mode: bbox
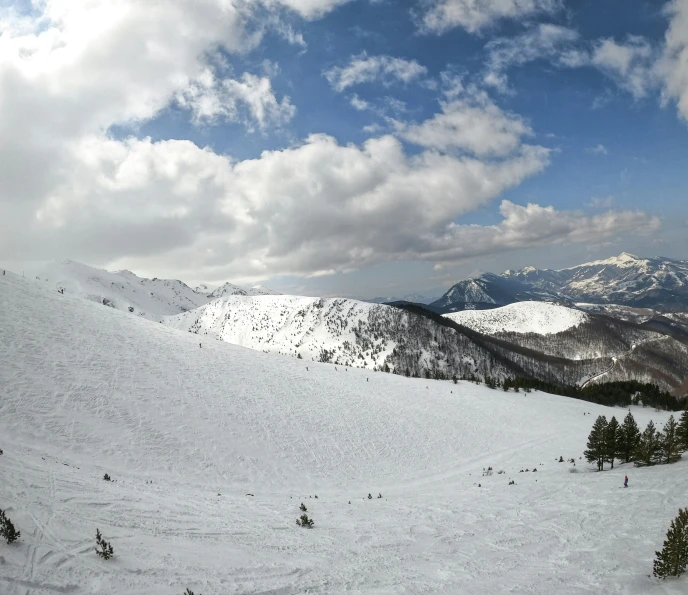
[184,589,201,595]
[558,456,564,462]
[95,528,114,559]
[296,514,314,528]
[103,473,111,481]
[300,503,307,512]
[0,509,20,544]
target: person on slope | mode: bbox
[624,475,628,488]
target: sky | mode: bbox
[1,0,688,299]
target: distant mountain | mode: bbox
[365,293,438,305]
[431,272,561,313]
[504,253,688,311]
[210,281,281,298]
[433,253,688,313]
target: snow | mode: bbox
[1,270,686,595]
[164,294,396,367]
[443,301,589,335]
[210,282,281,298]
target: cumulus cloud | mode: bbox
[396,89,532,156]
[420,0,562,35]
[591,36,657,99]
[324,53,428,92]
[176,70,296,131]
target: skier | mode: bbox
[624,475,628,488]
[199,343,202,348]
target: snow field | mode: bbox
[0,272,686,594]
[444,301,588,335]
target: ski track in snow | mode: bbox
[0,271,686,595]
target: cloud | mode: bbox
[419,0,562,35]
[396,88,533,156]
[483,24,581,92]
[267,0,355,19]
[591,36,657,99]
[432,201,660,265]
[0,0,661,286]
[176,70,296,131]
[587,196,615,209]
[586,144,609,156]
[658,0,688,121]
[324,53,428,92]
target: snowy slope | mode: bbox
[23,260,213,320]
[210,281,281,298]
[164,294,396,366]
[444,301,589,335]
[1,271,687,595]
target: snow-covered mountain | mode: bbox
[18,260,279,320]
[1,264,686,595]
[25,260,212,320]
[504,252,688,311]
[444,302,589,336]
[434,253,688,313]
[431,272,560,312]
[209,281,281,298]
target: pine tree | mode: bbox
[660,415,682,465]
[0,508,20,544]
[604,416,620,469]
[653,508,688,578]
[95,528,114,559]
[620,411,641,463]
[300,503,307,512]
[677,409,688,453]
[634,420,661,467]
[584,415,608,471]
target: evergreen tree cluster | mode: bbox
[95,528,114,559]
[584,411,688,470]
[508,378,687,411]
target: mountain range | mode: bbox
[432,253,688,313]
[11,255,688,395]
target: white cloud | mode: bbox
[267,0,354,19]
[591,36,657,99]
[350,94,372,111]
[658,0,688,121]
[483,24,580,92]
[177,70,296,131]
[433,201,660,265]
[396,89,533,156]
[325,53,428,92]
[420,0,562,35]
[586,144,609,156]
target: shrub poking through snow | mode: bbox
[296,514,314,528]
[0,509,20,544]
[653,508,688,578]
[368,493,372,500]
[103,473,111,481]
[300,503,307,512]
[95,528,114,559]
[184,589,200,595]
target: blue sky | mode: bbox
[1,0,687,297]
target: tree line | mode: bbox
[584,410,688,471]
